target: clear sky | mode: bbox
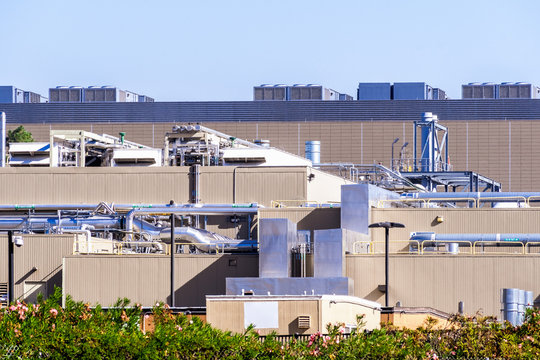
[1,0,539,101]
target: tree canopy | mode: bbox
[8,125,33,142]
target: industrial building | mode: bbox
[2,98,540,191]
[0,110,539,334]
[48,86,154,103]
[254,84,353,101]
[0,86,48,103]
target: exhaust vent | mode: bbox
[0,283,7,307]
[297,315,311,329]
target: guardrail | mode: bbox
[350,239,540,256]
[73,240,257,255]
[376,199,427,208]
[352,240,420,255]
[420,240,473,255]
[271,200,340,208]
[473,241,525,255]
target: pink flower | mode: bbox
[338,326,345,334]
[50,308,58,317]
[175,325,182,331]
[9,305,17,312]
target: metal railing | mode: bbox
[352,240,420,255]
[376,198,427,208]
[271,200,340,208]
[419,240,473,255]
[350,239,540,256]
[73,239,258,255]
[393,158,453,173]
[473,241,526,255]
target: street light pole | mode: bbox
[391,138,399,171]
[170,214,175,308]
[368,222,405,307]
[8,231,14,304]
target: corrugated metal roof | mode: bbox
[2,99,540,124]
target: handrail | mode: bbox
[525,242,540,254]
[527,196,540,206]
[426,198,478,208]
[477,196,527,207]
[473,241,525,255]
[352,240,419,255]
[419,240,473,255]
[270,200,339,208]
[376,198,427,208]
[73,239,257,255]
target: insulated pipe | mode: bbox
[402,192,540,201]
[0,203,259,213]
[130,218,255,251]
[0,215,122,231]
[410,232,540,244]
[125,206,259,240]
[1,112,5,167]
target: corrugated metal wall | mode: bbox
[0,167,309,207]
[0,234,74,301]
[63,254,258,307]
[371,208,540,245]
[346,255,540,317]
[5,118,540,190]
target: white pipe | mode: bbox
[403,192,540,201]
[1,112,5,167]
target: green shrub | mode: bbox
[2,289,540,359]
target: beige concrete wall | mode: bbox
[63,254,258,307]
[0,234,74,301]
[10,119,540,191]
[346,254,540,317]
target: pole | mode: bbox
[385,227,389,307]
[170,214,175,307]
[8,231,14,303]
[1,112,6,167]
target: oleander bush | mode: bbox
[1,287,540,359]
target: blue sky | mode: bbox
[1,0,539,101]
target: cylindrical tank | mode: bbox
[502,288,522,326]
[525,291,534,308]
[305,141,320,165]
[446,243,459,255]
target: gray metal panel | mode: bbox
[393,82,429,100]
[258,218,297,278]
[357,83,391,100]
[5,99,540,124]
[226,277,353,296]
[313,229,344,278]
[341,184,399,235]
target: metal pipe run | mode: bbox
[403,192,540,201]
[410,232,540,244]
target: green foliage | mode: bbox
[7,125,33,143]
[2,290,540,358]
